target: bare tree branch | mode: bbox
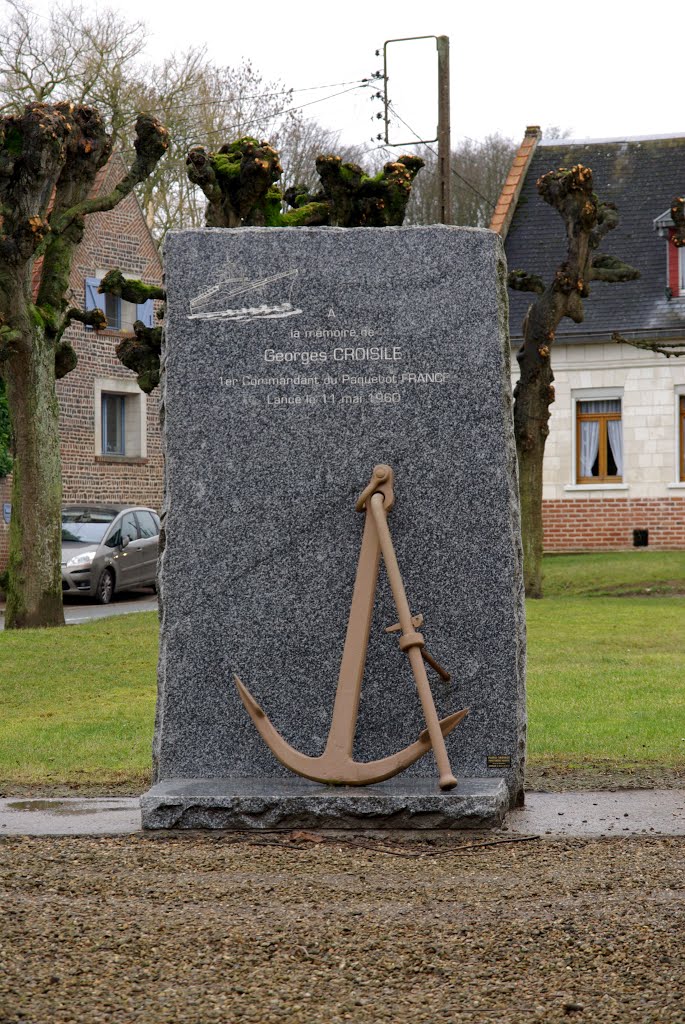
[508,270,545,294]
[670,196,685,247]
[613,331,685,358]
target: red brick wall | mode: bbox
[543,497,685,551]
[57,155,163,510]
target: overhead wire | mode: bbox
[117,80,375,158]
[169,82,372,150]
[147,78,372,115]
[384,102,498,212]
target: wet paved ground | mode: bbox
[2,789,684,836]
[0,590,157,628]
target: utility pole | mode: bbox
[436,35,452,225]
[380,35,452,224]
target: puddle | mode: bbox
[1,797,142,835]
[7,800,131,816]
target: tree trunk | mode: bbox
[4,329,64,628]
[512,301,557,600]
[516,434,545,599]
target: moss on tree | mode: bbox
[186,138,424,230]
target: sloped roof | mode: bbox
[504,134,685,343]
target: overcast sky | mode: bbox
[23,0,685,150]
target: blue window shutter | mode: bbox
[136,299,154,327]
[85,277,106,330]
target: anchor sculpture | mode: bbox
[234,464,469,791]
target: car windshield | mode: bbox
[62,512,115,544]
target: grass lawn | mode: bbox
[0,612,158,788]
[542,549,685,596]
[0,551,683,788]
[526,597,684,765]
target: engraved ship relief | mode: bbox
[187,268,302,322]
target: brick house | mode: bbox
[0,155,164,570]
[492,129,685,551]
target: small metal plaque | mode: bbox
[2,502,10,525]
[487,755,511,769]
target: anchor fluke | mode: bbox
[233,674,266,720]
[417,708,469,745]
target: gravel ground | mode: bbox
[1,832,683,1023]
[525,763,685,793]
[4,762,683,800]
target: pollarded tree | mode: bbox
[106,137,424,393]
[0,101,168,628]
[508,164,639,598]
[0,2,333,240]
[186,137,424,228]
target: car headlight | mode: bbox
[66,550,96,568]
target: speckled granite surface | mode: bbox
[148,226,526,822]
[141,778,509,830]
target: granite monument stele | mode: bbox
[141,224,526,830]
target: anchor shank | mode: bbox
[323,505,381,760]
[369,493,458,791]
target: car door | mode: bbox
[134,509,160,585]
[116,511,144,587]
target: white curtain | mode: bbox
[580,420,600,477]
[581,400,621,414]
[607,419,623,475]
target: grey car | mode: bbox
[61,504,160,604]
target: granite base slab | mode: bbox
[141,777,509,830]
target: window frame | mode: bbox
[101,393,126,456]
[93,377,147,460]
[104,291,122,331]
[571,388,625,487]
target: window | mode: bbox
[101,393,125,455]
[104,291,121,330]
[576,399,623,483]
[120,513,139,543]
[136,509,159,538]
[85,277,155,331]
[94,378,147,460]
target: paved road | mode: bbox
[0,590,157,629]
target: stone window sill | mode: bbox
[667,482,685,490]
[95,455,148,465]
[564,484,629,492]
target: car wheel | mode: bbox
[95,568,115,605]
